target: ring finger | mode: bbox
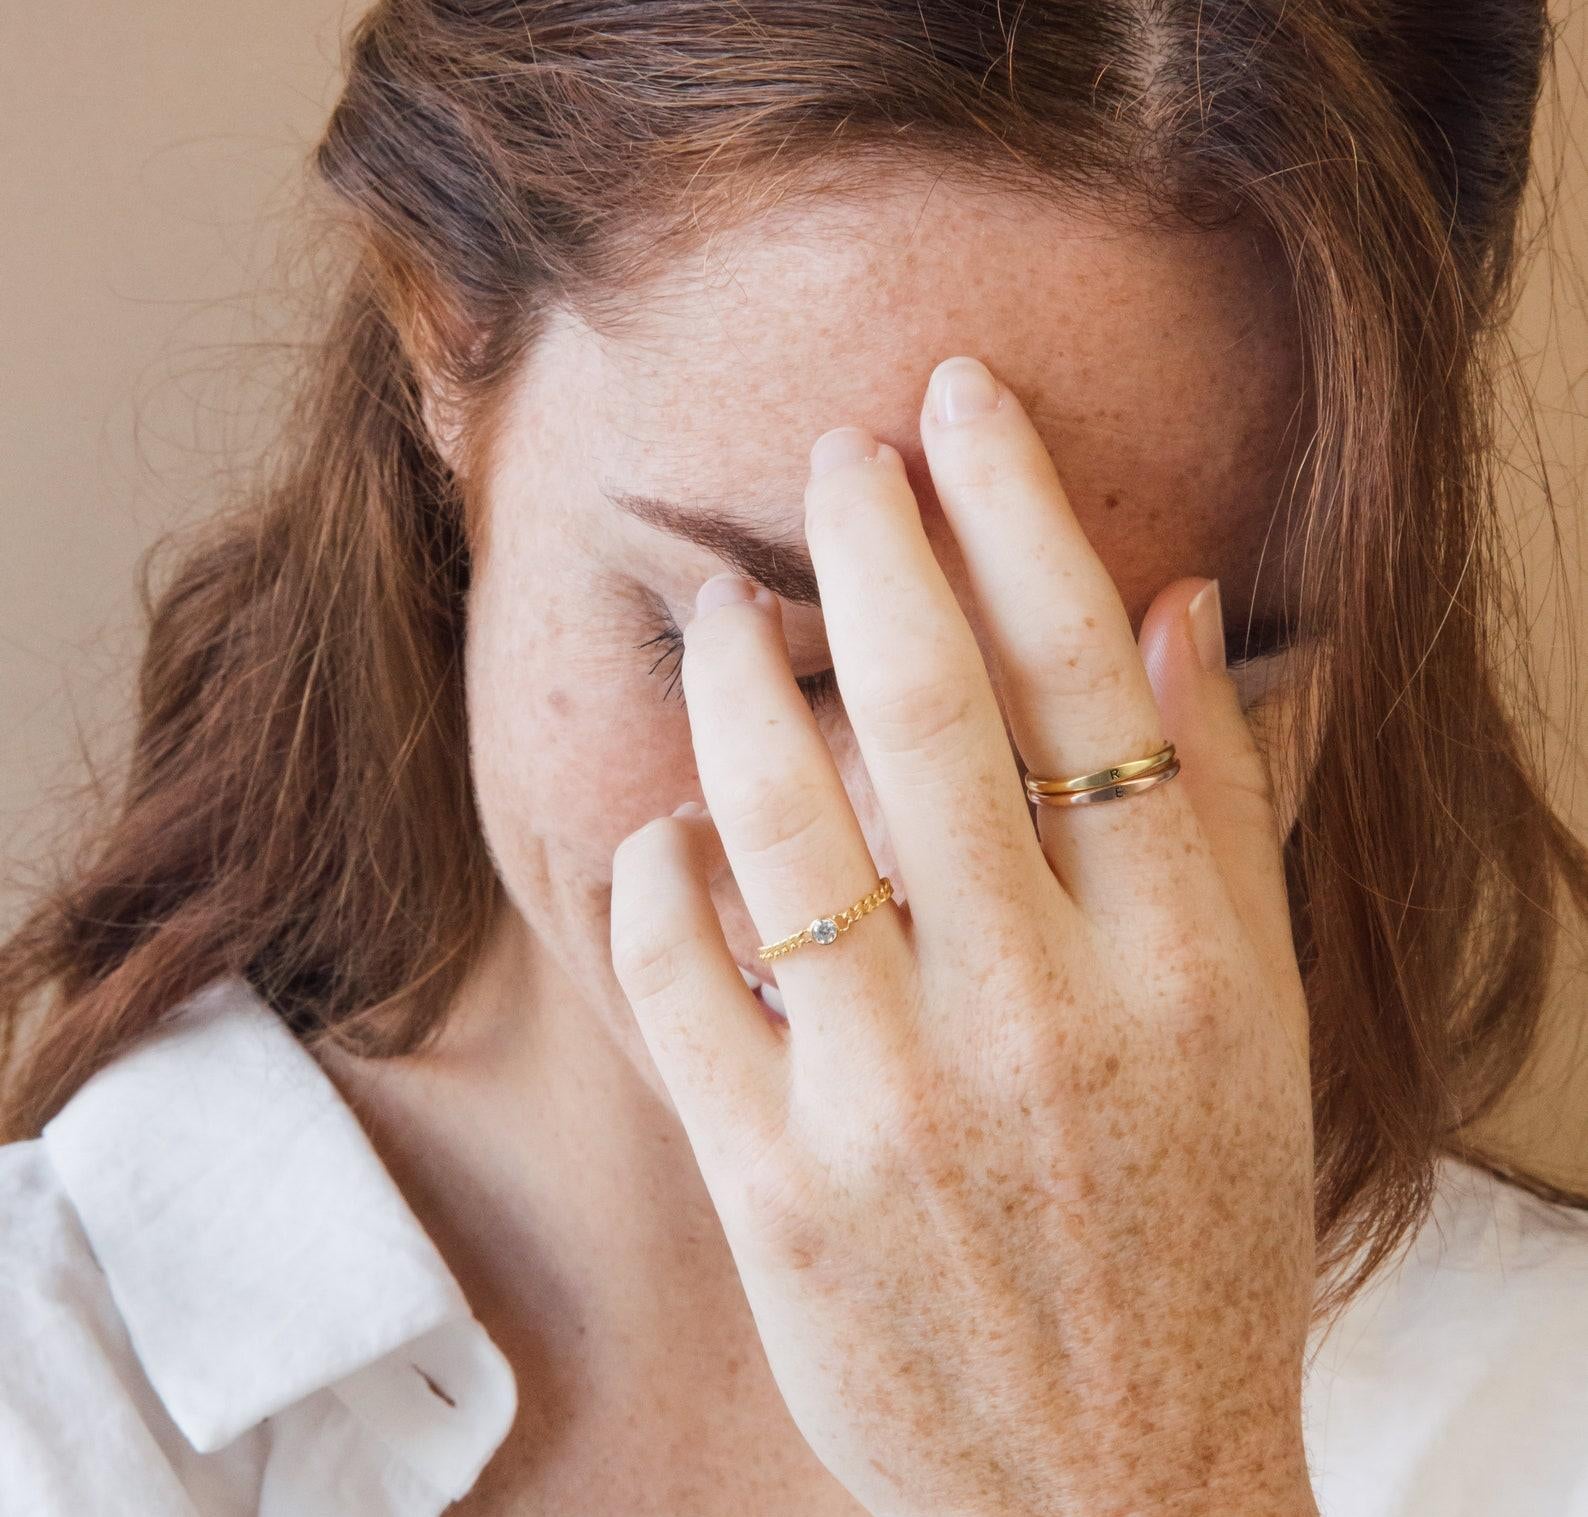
[917,355,1211,923]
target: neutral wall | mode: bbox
[2,2,354,881]
[3,8,1587,1035]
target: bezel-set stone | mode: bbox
[810,916,839,945]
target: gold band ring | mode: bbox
[756,742,1173,970]
[756,875,895,963]
[1027,758,1181,807]
[1024,740,1179,807]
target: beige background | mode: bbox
[4,6,1587,1171]
[2,2,353,870]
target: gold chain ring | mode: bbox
[756,875,895,963]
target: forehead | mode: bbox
[512,173,1305,619]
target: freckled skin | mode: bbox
[322,173,1320,1516]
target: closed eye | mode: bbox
[637,599,1292,712]
[637,603,841,713]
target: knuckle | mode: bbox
[883,1075,957,1161]
[853,661,977,757]
[737,1150,834,1273]
[609,916,696,1006]
[976,970,1086,1093]
[856,1049,966,1166]
[711,771,829,863]
[1020,633,1130,707]
[1155,957,1244,1061]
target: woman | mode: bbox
[4,2,1587,1514]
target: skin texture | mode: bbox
[610,383,1318,1516]
[320,176,1321,1514]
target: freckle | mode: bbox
[1103,491,1121,510]
[547,687,571,715]
[1083,615,1096,629]
[788,1240,822,1271]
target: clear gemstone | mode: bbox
[810,916,839,945]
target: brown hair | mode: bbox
[4,0,1585,1319]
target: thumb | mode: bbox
[1139,578,1298,987]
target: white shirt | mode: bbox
[1,977,1585,1517]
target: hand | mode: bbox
[609,355,1319,1517]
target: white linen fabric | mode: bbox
[0,975,1584,1516]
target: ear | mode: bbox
[380,276,482,478]
[418,381,467,476]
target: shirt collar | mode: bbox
[41,976,517,1502]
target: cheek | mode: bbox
[462,540,702,914]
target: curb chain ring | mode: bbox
[754,741,1178,965]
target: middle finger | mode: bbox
[802,425,1072,964]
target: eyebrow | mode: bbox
[601,487,822,607]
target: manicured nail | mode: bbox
[1188,579,1225,673]
[929,356,1002,425]
[694,572,758,619]
[810,425,878,480]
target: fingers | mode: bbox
[678,571,913,1059]
[1141,578,1308,1051]
[802,427,1069,963]
[609,802,788,1166]
[616,353,1300,1124]
[916,357,1207,924]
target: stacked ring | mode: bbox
[752,741,1179,970]
[1023,740,1179,807]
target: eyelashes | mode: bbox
[636,599,1294,712]
[636,603,842,713]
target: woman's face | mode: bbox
[459,175,1311,1089]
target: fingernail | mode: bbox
[694,572,758,619]
[1188,579,1225,673]
[672,799,709,818]
[929,356,1001,425]
[810,425,878,479]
